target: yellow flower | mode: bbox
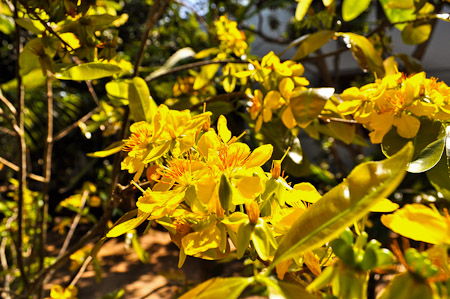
[214,16,248,57]
[46,285,78,299]
[137,188,187,220]
[381,204,450,245]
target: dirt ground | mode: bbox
[47,229,244,299]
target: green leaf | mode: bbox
[407,137,444,173]
[178,277,253,299]
[55,62,122,80]
[379,0,416,31]
[237,221,253,259]
[290,88,334,128]
[336,32,384,77]
[87,141,123,158]
[1,68,46,92]
[361,246,378,271]
[295,0,313,21]
[218,174,233,213]
[263,276,316,299]
[292,31,335,60]
[402,23,432,45]
[0,15,14,34]
[128,77,157,123]
[15,18,42,34]
[426,151,450,200]
[105,79,130,102]
[270,143,413,269]
[106,210,150,238]
[342,0,371,21]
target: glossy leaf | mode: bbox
[270,143,413,269]
[236,221,253,259]
[290,88,334,128]
[342,0,371,21]
[178,277,253,299]
[128,77,157,123]
[105,79,130,102]
[292,31,335,60]
[378,273,434,299]
[106,210,150,238]
[55,62,122,80]
[218,174,232,213]
[402,23,432,45]
[337,32,384,77]
[407,137,444,173]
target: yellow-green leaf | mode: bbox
[337,32,384,77]
[55,62,122,80]
[401,23,432,45]
[370,198,399,212]
[106,209,150,238]
[128,77,157,123]
[87,141,124,158]
[270,143,413,269]
[292,31,335,60]
[342,0,371,22]
[290,88,334,128]
[381,204,450,244]
[295,0,313,21]
[179,277,253,299]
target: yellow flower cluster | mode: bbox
[214,15,248,57]
[337,72,450,143]
[45,285,78,299]
[121,104,211,180]
[235,51,310,131]
[111,107,332,265]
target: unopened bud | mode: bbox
[246,201,259,224]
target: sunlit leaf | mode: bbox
[87,141,124,158]
[295,0,313,21]
[263,276,316,299]
[402,23,432,45]
[407,137,444,173]
[292,31,335,60]
[337,32,384,77]
[342,0,371,21]
[271,143,413,268]
[178,277,253,299]
[106,210,150,238]
[55,62,122,80]
[290,88,334,128]
[370,198,399,212]
[128,77,157,123]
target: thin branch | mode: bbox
[54,107,99,142]
[13,0,30,290]
[318,115,358,124]
[85,81,100,106]
[69,255,93,287]
[146,59,248,82]
[134,0,171,76]
[173,0,210,32]
[0,93,17,115]
[57,190,89,258]
[38,73,54,283]
[190,91,249,110]
[241,24,290,45]
[19,0,74,51]
[412,1,443,61]
[0,156,45,182]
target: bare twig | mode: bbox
[134,0,171,76]
[54,107,99,142]
[0,93,17,115]
[190,91,249,110]
[0,156,45,182]
[85,81,100,106]
[318,115,358,124]
[69,255,93,287]
[146,59,248,82]
[13,0,30,290]
[241,24,290,44]
[58,190,89,258]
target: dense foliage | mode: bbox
[1,0,450,298]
